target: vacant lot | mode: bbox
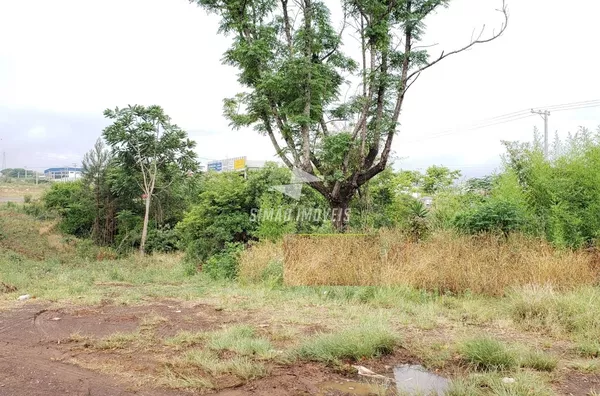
[1,208,600,395]
[0,182,48,202]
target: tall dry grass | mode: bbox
[238,241,284,284]
[259,231,599,296]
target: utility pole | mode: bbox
[531,109,551,158]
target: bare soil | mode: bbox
[0,302,378,396]
[1,301,598,395]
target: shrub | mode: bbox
[460,338,517,371]
[43,181,94,237]
[454,199,527,236]
[203,243,244,280]
[145,225,179,254]
[23,194,32,204]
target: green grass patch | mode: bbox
[164,331,206,349]
[460,338,517,371]
[576,339,600,358]
[448,371,553,396]
[294,323,398,363]
[207,325,274,358]
[95,332,139,350]
[519,350,557,372]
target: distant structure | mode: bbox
[205,157,268,174]
[44,167,83,181]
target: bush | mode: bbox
[454,199,527,236]
[203,243,244,280]
[145,225,179,254]
[43,181,94,237]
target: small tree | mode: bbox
[421,165,461,195]
[82,138,115,245]
[103,105,198,255]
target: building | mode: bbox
[44,167,83,181]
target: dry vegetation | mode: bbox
[279,231,598,295]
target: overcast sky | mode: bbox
[1,0,599,177]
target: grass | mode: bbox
[164,331,206,349]
[294,323,398,363]
[279,232,598,295]
[569,359,600,373]
[207,325,275,358]
[95,332,139,350]
[179,349,268,380]
[448,371,554,396]
[460,338,558,373]
[519,350,558,372]
[576,340,600,357]
[460,338,517,371]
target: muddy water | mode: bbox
[394,364,449,395]
[318,380,384,395]
[319,365,449,395]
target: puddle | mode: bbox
[394,364,449,395]
[318,380,384,395]
[319,365,449,395]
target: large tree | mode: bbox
[103,105,198,254]
[191,0,508,230]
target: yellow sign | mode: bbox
[233,157,246,170]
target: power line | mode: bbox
[405,99,600,143]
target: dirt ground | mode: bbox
[0,301,397,396]
[1,299,599,395]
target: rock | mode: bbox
[17,294,30,301]
[502,377,516,384]
[352,365,391,381]
[353,366,377,376]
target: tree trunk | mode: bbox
[139,194,151,255]
[330,198,351,232]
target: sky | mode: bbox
[0,0,599,178]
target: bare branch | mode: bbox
[407,0,508,82]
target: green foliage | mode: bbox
[189,0,496,229]
[406,199,429,240]
[203,243,244,280]
[454,199,527,236]
[178,172,253,261]
[421,165,461,194]
[44,181,95,237]
[145,225,179,254]
[503,127,600,247]
[103,104,198,253]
